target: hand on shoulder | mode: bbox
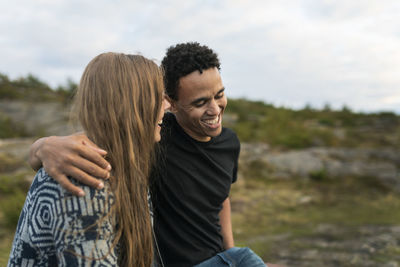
[29,133,112,196]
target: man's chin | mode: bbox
[206,127,222,138]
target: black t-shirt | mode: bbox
[151,113,240,267]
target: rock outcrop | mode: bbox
[0,100,75,136]
[240,143,400,191]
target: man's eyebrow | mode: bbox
[190,88,225,105]
[216,88,225,95]
[191,96,210,105]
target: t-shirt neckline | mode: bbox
[171,114,219,146]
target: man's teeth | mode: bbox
[158,120,163,126]
[204,118,219,124]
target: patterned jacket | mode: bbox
[8,168,118,266]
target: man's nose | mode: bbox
[207,99,220,115]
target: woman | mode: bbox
[8,52,167,266]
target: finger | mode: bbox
[70,157,110,181]
[66,166,105,190]
[55,173,86,197]
[72,157,110,180]
[77,144,112,172]
[82,139,108,156]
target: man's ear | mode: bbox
[165,95,178,113]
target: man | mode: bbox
[29,43,271,266]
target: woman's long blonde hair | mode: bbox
[73,52,163,266]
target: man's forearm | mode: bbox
[219,197,234,249]
[29,137,47,171]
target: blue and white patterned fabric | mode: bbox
[7,168,118,266]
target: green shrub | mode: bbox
[0,72,72,102]
[0,174,31,195]
[241,159,272,182]
[0,113,28,138]
[0,174,31,229]
[0,153,23,173]
[0,190,26,228]
[275,131,313,149]
[309,169,328,181]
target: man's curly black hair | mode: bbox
[161,42,221,100]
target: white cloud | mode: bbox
[0,0,399,113]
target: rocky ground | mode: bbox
[1,138,400,266]
[230,181,400,267]
[234,143,400,266]
[246,224,400,267]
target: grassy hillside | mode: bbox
[0,73,76,137]
[1,72,399,148]
[226,98,400,149]
[0,73,75,102]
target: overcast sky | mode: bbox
[1,0,399,113]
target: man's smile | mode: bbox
[201,113,222,129]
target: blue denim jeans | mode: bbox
[193,247,266,267]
